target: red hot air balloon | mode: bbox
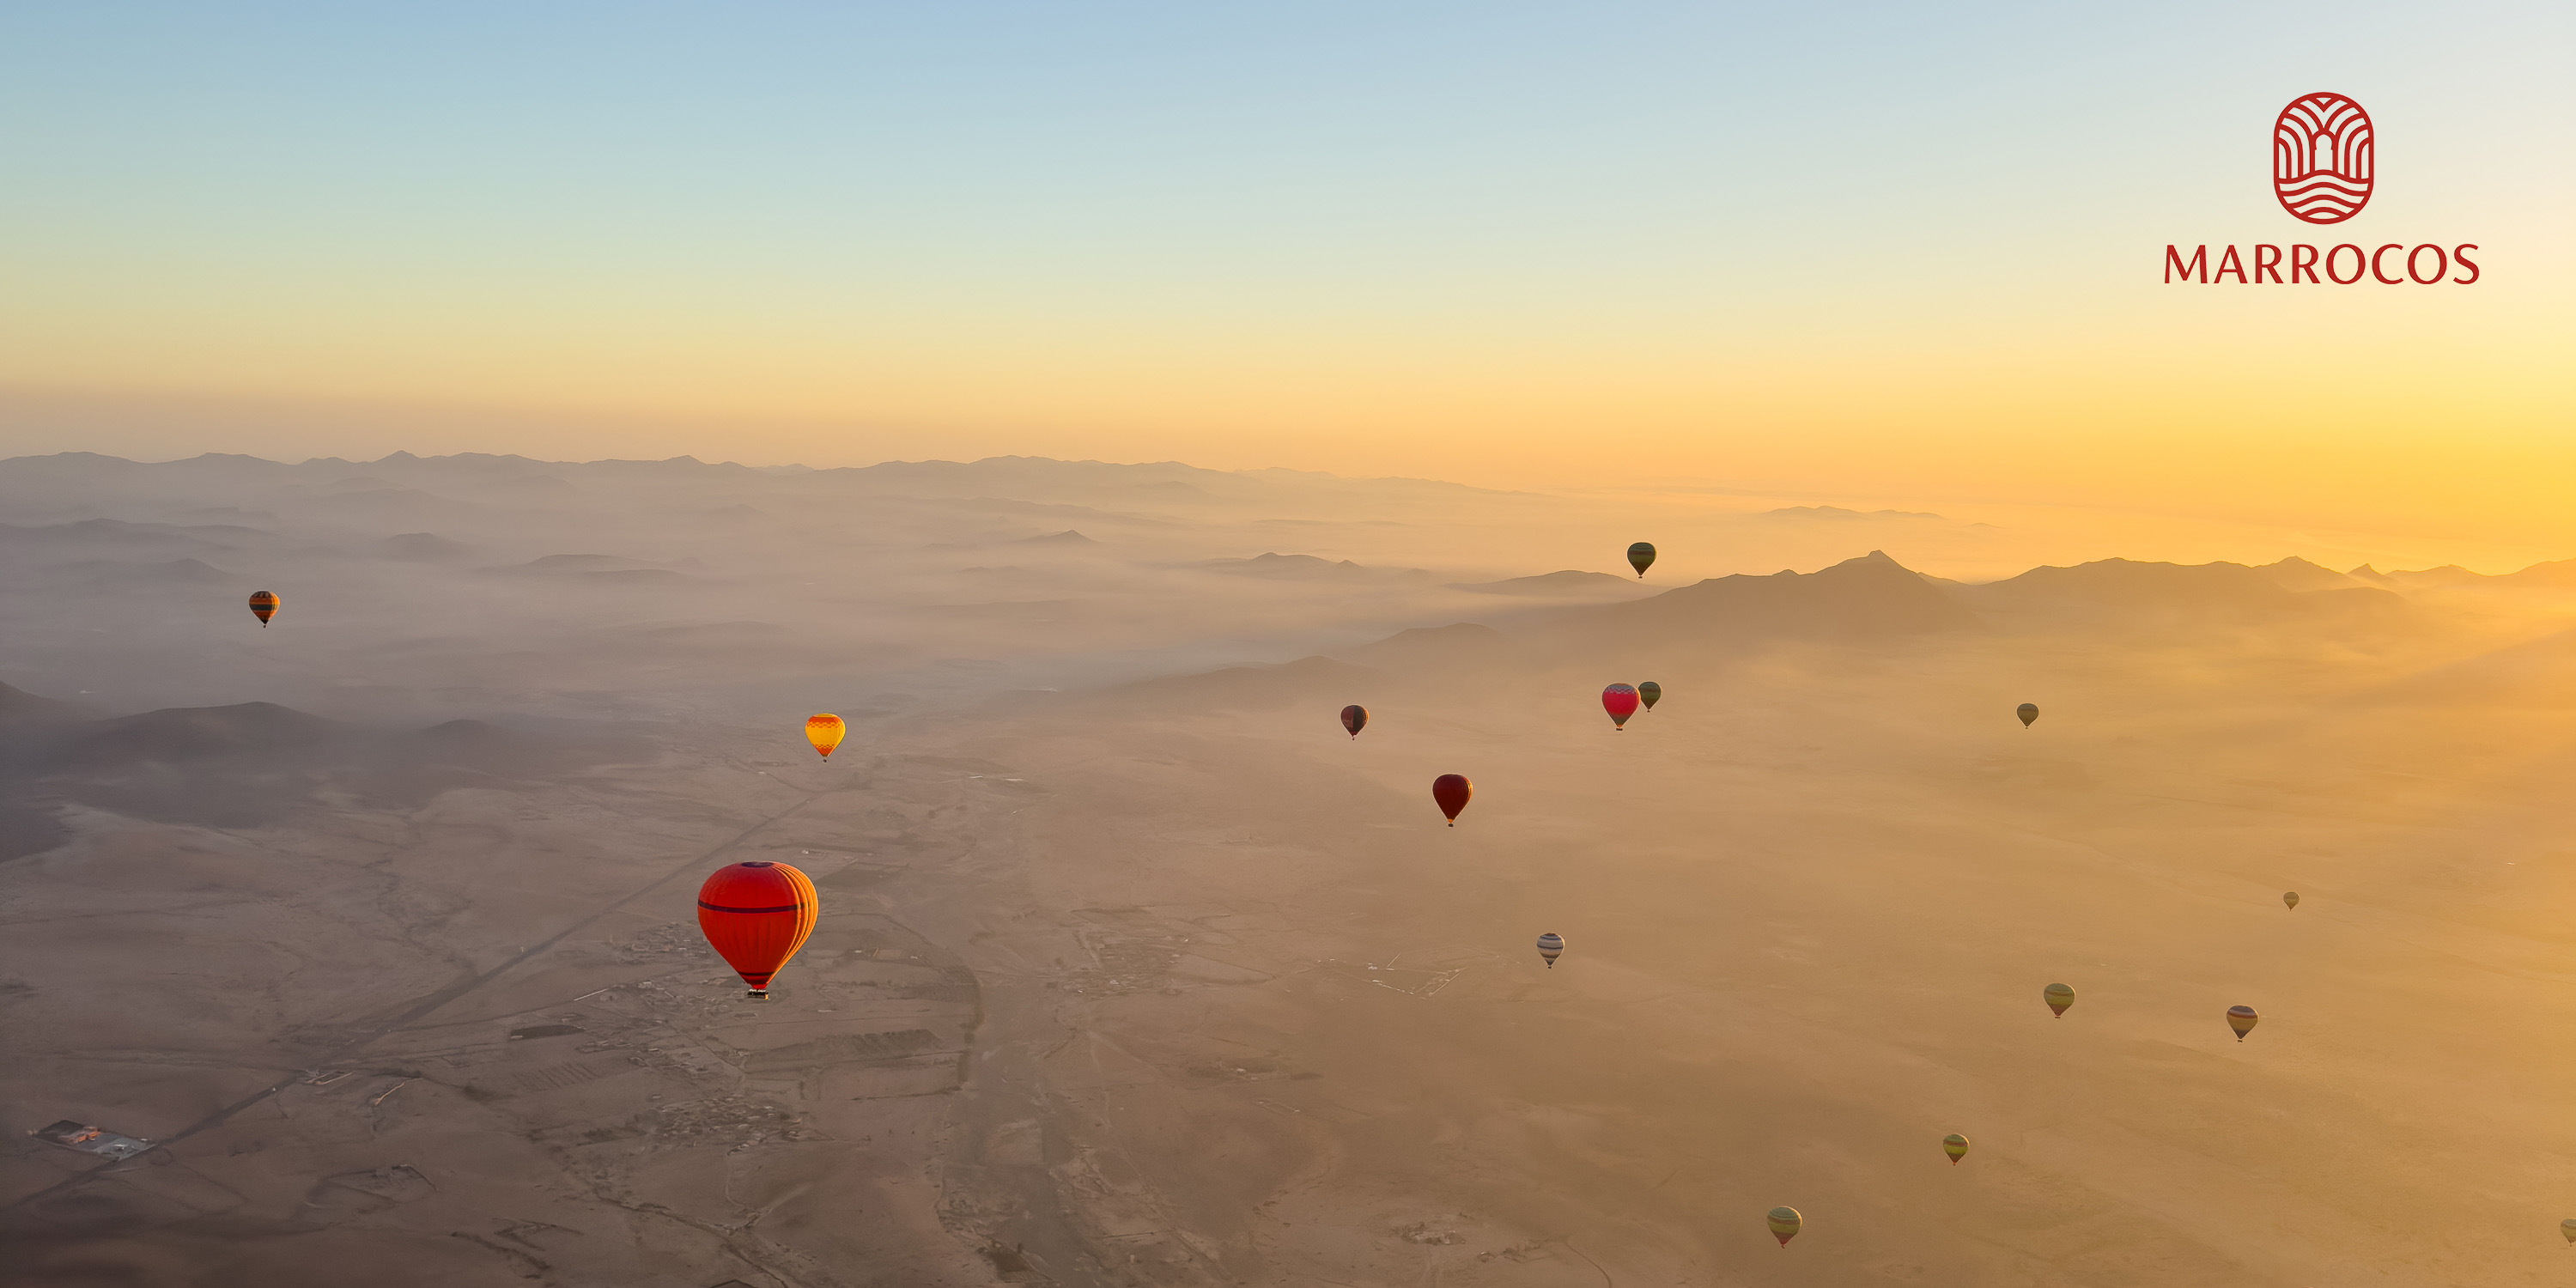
[1340,704,1368,738]
[1432,774,1472,826]
[1601,683,1640,729]
[696,860,818,999]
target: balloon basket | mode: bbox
[745,988,771,1001]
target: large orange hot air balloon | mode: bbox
[696,860,818,999]
[805,714,846,759]
[247,590,279,626]
[1432,774,1472,826]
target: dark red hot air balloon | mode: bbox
[1601,683,1640,729]
[696,860,818,999]
[1432,774,1472,825]
[1340,704,1368,738]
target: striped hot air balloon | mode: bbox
[1535,932,1563,968]
[246,590,279,626]
[1601,683,1639,729]
[2044,982,2075,1017]
[696,860,818,999]
[2227,1005,2260,1042]
[1942,1133,1970,1165]
[1626,542,1656,579]
[805,714,846,759]
[1340,704,1368,738]
[1767,1206,1801,1248]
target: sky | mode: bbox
[0,3,2569,553]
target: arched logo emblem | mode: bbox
[2273,93,2372,224]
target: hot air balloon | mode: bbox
[1432,774,1472,826]
[2227,1005,2259,1042]
[1627,542,1656,579]
[2016,702,2038,727]
[1535,932,1564,968]
[2044,982,2075,1017]
[1766,1206,1801,1248]
[1340,704,1368,738]
[2282,890,2300,910]
[1942,1133,1970,1165]
[2561,1218,2576,1243]
[1601,683,1640,729]
[805,714,846,759]
[247,590,279,626]
[696,860,818,999]
[1637,681,1661,711]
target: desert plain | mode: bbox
[5,452,2576,1287]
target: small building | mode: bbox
[30,1120,149,1160]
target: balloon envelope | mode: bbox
[1942,1133,1970,1163]
[1340,704,1368,738]
[1601,683,1640,728]
[1431,774,1473,825]
[2227,1005,2259,1040]
[247,590,279,626]
[696,860,819,997]
[1627,542,1656,578]
[1535,932,1563,967]
[2561,1218,2576,1243]
[1637,681,1661,710]
[2044,982,2075,1017]
[2282,890,2300,909]
[1766,1206,1801,1247]
[805,714,846,758]
[2016,702,2038,726]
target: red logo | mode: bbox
[2274,93,2372,223]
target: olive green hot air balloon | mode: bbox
[1627,542,1656,579]
[1766,1206,1801,1248]
[2560,1217,2576,1243]
[2227,1005,2259,1041]
[2016,702,2038,727]
[2282,890,2299,910]
[2044,982,2075,1017]
[1637,680,1662,711]
[1942,1133,1970,1164]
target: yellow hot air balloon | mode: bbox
[1942,1133,1969,1164]
[2044,982,2075,1017]
[246,590,280,626]
[1766,1206,1801,1248]
[804,713,846,759]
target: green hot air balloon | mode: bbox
[1637,681,1662,711]
[1627,542,1656,579]
[2016,702,2038,727]
[1766,1206,1801,1248]
[1942,1133,1970,1165]
[2044,982,2075,1017]
[2561,1218,2576,1243]
[2282,890,2299,910]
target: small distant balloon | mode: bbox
[2044,982,2075,1017]
[2282,890,2300,910]
[1535,932,1564,968]
[2016,702,2038,727]
[1627,542,1656,579]
[1942,1133,1970,1165]
[1601,683,1640,730]
[1766,1206,1801,1248]
[2227,1005,2259,1042]
[805,714,846,759]
[247,590,279,626]
[1432,774,1473,826]
[1637,681,1662,711]
[696,860,819,999]
[2561,1218,2576,1243]
[1340,704,1368,738]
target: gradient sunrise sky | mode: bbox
[1,3,2568,544]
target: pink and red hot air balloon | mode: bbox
[696,860,818,999]
[1601,683,1640,730]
